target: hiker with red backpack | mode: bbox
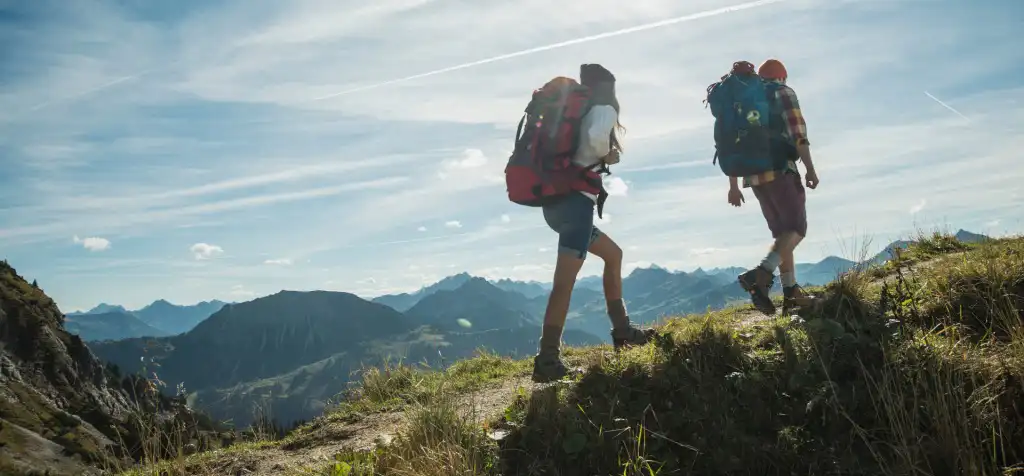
[505,63,656,383]
[705,59,819,316]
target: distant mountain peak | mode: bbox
[87,303,128,314]
[955,229,990,243]
[627,265,672,279]
[456,276,504,293]
[144,298,176,309]
[437,272,473,284]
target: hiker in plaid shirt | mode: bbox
[730,59,821,316]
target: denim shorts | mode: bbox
[542,192,601,259]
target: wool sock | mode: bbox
[780,271,797,288]
[759,251,782,273]
[607,298,631,332]
[539,325,563,356]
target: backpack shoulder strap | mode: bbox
[514,113,527,143]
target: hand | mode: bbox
[805,168,819,189]
[602,149,620,165]
[728,188,745,207]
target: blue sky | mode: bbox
[1,0,1022,312]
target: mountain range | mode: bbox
[89,287,601,429]
[82,230,990,429]
[65,299,228,341]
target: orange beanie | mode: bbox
[758,59,788,81]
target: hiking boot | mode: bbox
[782,284,814,315]
[738,267,777,316]
[532,352,572,383]
[611,326,658,351]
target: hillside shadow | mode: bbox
[494,274,1024,476]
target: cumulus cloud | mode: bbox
[445,220,462,229]
[500,214,511,223]
[604,177,629,197]
[72,235,110,251]
[264,258,293,265]
[418,226,427,232]
[443,148,488,169]
[190,243,224,260]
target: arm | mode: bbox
[777,86,818,187]
[776,86,810,162]
[727,176,744,207]
[585,105,618,160]
[797,144,814,171]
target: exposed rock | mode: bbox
[0,260,227,475]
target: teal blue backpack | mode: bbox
[704,61,781,177]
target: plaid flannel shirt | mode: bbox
[743,81,810,188]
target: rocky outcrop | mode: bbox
[0,260,224,475]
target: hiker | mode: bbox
[504,63,656,383]
[710,59,820,315]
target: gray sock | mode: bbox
[760,251,782,273]
[780,271,797,288]
[607,298,631,332]
[539,325,563,356]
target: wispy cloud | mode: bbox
[264,258,293,266]
[691,247,727,256]
[3,0,1022,310]
[310,0,790,100]
[445,220,463,229]
[228,284,255,298]
[31,72,150,113]
[910,199,927,215]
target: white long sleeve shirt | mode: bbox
[572,105,618,201]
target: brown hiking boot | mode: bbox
[611,325,657,351]
[738,267,776,316]
[532,352,577,383]
[782,285,814,315]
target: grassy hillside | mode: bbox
[123,233,1024,476]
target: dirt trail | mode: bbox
[192,377,538,475]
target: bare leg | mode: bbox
[588,233,654,347]
[588,233,624,302]
[539,252,585,353]
[774,232,804,287]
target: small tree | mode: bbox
[31,279,38,288]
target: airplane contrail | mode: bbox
[312,0,789,101]
[924,91,969,121]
